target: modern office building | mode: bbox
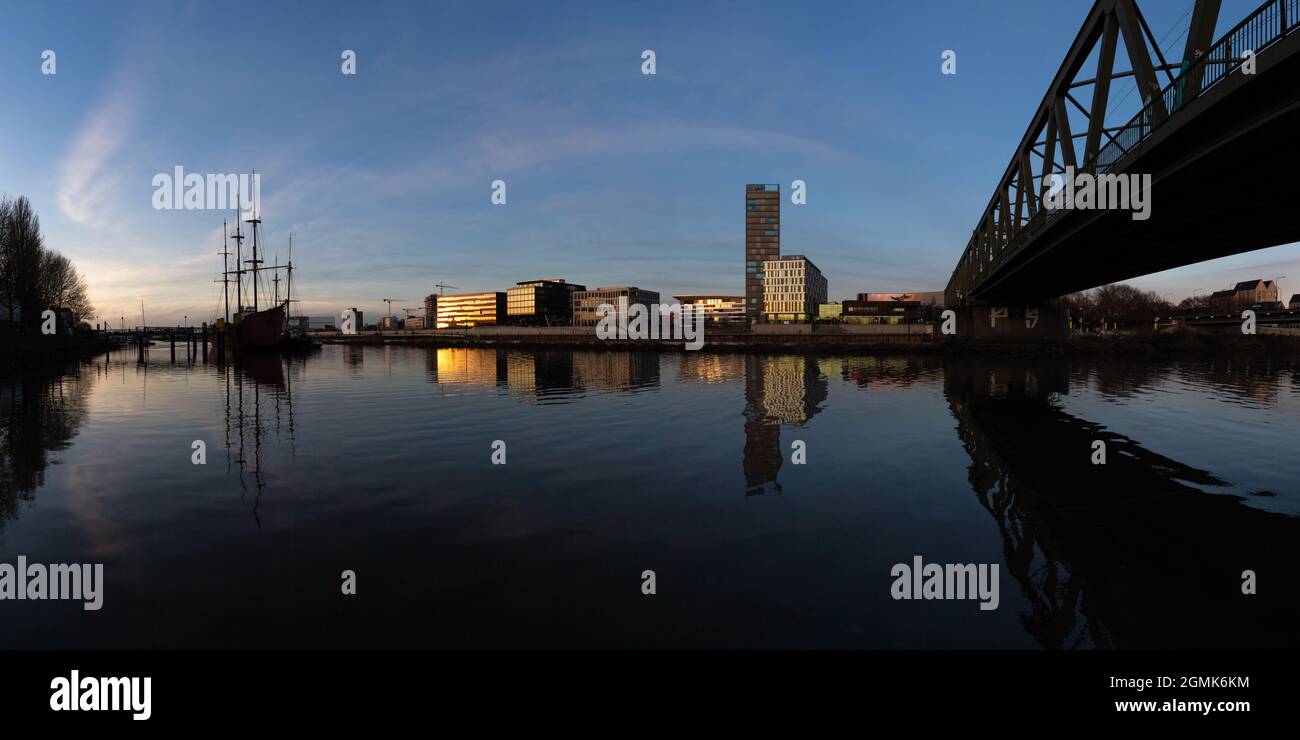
[761,255,827,323]
[424,294,438,325]
[745,184,780,323]
[841,293,935,324]
[404,316,427,330]
[435,291,507,328]
[507,278,586,326]
[571,286,660,326]
[673,295,746,325]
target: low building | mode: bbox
[673,295,746,325]
[572,286,660,326]
[436,291,507,328]
[762,255,827,323]
[1290,294,1300,309]
[380,316,401,330]
[817,302,842,321]
[841,293,931,324]
[508,279,586,326]
[405,316,427,330]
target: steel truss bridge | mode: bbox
[946,0,1300,306]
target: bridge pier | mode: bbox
[202,324,209,362]
[949,304,1067,341]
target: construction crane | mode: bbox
[401,307,423,318]
[380,298,407,317]
[434,282,458,296]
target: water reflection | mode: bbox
[742,356,827,495]
[943,356,1300,649]
[0,356,92,531]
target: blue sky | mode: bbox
[0,0,1293,325]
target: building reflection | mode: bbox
[742,356,827,496]
[420,347,661,399]
[945,356,1300,649]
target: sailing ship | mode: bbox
[216,187,302,350]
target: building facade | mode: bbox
[762,255,827,323]
[424,294,438,325]
[1210,279,1280,311]
[745,184,780,324]
[571,286,660,326]
[507,278,586,326]
[673,295,746,325]
[435,291,507,328]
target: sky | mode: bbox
[0,0,1294,326]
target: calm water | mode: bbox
[2,344,1298,649]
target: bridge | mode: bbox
[945,0,1300,314]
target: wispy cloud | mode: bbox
[56,89,137,229]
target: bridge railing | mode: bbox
[950,0,1299,303]
[1093,0,1298,173]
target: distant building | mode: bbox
[405,316,427,330]
[843,299,923,324]
[858,291,944,306]
[817,302,842,321]
[436,292,507,328]
[307,316,336,331]
[508,278,586,326]
[572,286,660,326]
[1290,294,1300,309]
[762,255,827,323]
[673,295,746,325]
[424,295,438,325]
[380,316,401,330]
[745,184,781,324]
[1211,279,1279,311]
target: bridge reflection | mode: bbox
[945,357,1300,648]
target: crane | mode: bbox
[380,298,407,317]
[401,306,423,318]
[434,282,458,296]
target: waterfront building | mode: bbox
[817,302,842,321]
[841,293,931,324]
[380,316,400,330]
[424,295,438,325]
[404,316,427,330]
[745,184,780,323]
[761,255,827,323]
[508,279,586,326]
[436,292,507,328]
[571,286,660,326]
[673,295,746,325]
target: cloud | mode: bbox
[56,91,137,229]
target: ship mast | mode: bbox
[246,170,262,313]
[218,220,230,324]
[231,194,245,315]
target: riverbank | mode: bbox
[313,325,1300,357]
[0,332,121,362]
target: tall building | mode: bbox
[435,292,507,328]
[571,286,660,326]
[673,295,746,325]
[762,255,827,323]
[745,184,780,323]
[507,278,586,326]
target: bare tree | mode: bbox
[0,197,47,333]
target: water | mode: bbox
[2,344,1298,649]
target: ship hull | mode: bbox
[235,304,287,349]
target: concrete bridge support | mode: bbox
[948,304,1068,341]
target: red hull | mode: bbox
[235,304,287,348]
